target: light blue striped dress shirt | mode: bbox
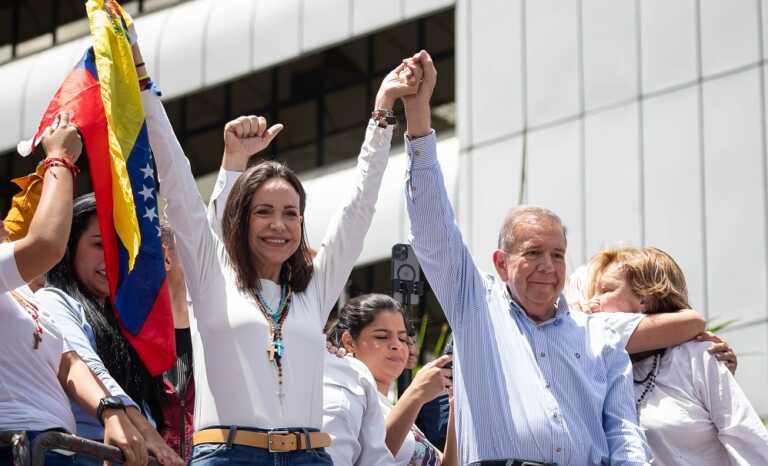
[404,133,649,466]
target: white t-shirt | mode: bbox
[634,340,768,466]
[322,354,394,466]
[0,241,76,433]
[378,394,442,466]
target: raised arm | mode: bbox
[133,45,223,315]
[310,61,420,317]
[13,113,81,283]
[402,51,484,327]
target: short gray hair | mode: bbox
[498,205,568,251]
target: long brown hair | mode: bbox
[221,160,314,295]
[587,246,690,314]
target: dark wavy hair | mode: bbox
[46,193,163,425]
[330,293,407,346]
[221,160,314,295]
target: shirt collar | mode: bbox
[505,286,570,327]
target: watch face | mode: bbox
[102,396,124,408]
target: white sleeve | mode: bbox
[323,383,364,466]
[323,355,394,466]
[309,121,392,319]
[143,90,226,327]
[356,374,396,466]
[693,346,768,465]
[0,241,26,293]
[206,168,241,241]
[591,312,644,351]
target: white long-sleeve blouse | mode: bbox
[634,340,768,466]
[143,90,392,431]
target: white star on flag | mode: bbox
[139,185,154,202]
[156,226,162,237]
[140,163,154,179]
[143,206,158,223]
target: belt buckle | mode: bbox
[519,463,542,466]
[267,430,291,453]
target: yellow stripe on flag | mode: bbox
[86,0,143,271]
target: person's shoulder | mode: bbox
[671,339,712,362]
[587,311,643,340]
[323,353,373,396]
[36,286,80,307]
[576,311,635,351]
[35,287,85,318]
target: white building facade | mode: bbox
[0,0,765,416]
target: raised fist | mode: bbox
[222,115,284,171]
[41,111,82,164]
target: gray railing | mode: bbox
[2,431,160,466]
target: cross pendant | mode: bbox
[266,343,276,361]
[33,332,42,350]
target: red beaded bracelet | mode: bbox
[43,156,80,177]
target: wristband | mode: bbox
[371,108,397,128]
[43,157,80,177]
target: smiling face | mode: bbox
[494,218,566,321]
[247,177,303,282]
[343,310,409,387]
[594,262,645,313]
[73,215,109,300]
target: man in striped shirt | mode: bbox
[400,51,649,466]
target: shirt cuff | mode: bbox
[404,130,438,170]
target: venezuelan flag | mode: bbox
[22,0,174,375]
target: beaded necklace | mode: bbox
[633,352,661,412]
[11,290,43,350]
[253,284,293,398]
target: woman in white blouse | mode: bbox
[0,113,146,466]
[328,293,458,466]
[586,246,768,466]
[133,41,421,465]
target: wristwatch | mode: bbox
[96,396,126,426]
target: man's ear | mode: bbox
[340,330,356,354]
[493,249,509,281]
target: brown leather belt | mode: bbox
[192,428,331,452]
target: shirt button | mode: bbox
[544,382,550,389]
[555,447,562,453]
[540,352,546,358]
[415,150,422,156]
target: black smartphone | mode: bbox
[443,338,453,371]
[391,243,422,305]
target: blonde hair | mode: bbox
[586,246,690,314]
